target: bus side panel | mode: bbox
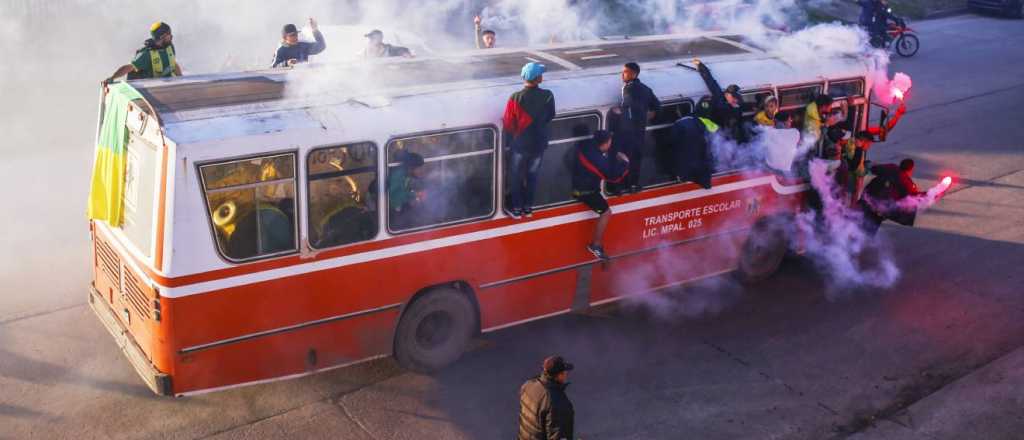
[174,307,399,394]
[477,271,578,330]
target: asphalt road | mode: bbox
[2,13,1023,440]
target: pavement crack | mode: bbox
[336,396,379,440]
[0,303,87,327]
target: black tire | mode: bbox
[737,217,790,284]
[895,34,919,58]
[394,287,476,373]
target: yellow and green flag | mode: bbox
[87,82,144,226]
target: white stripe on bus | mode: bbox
[161,176,807,298]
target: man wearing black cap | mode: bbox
[272,18,326,68]
[693,58,750,143]
[361,29,413,58]
[518,355,575,440]
[103,21,183,84]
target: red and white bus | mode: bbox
[89,32,875,395]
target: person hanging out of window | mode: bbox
[503,62,556,219]
[572,130,629,260]
[693,58,750,143]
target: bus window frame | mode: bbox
[740,89,775,117]
[777,82,825,112]
[631,99,696,192]
[530,110,604,211]
[304,141,381,251]
[825,78,866,100]
[196,150,301,265]
[384,124,499,235]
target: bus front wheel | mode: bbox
[394,287,476,373]
[737,217,790,284]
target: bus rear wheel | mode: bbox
[737,217,789,284]
[394,287,476,373]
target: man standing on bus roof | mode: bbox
[573,130,628,260]
[611,62,660,194]
[693,58,748,143]
[503,62,556,219]
[103,21,182,84]
[362,29,413,58]
[518,355,575,440]
[473,15,497,49]
[272,18,326,68]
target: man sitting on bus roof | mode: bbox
[473,15,497,49]
[362,29,413,58]
[503,62,556,219]
[272,18,326,68]
[573,130,629,260]
[611,62,661,194]
[103,21,182,84]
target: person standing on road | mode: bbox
[503,62,556,219]
[103,22,182,84]
[518,356,576,440]
[272,18,326,68]
[573,130,629,260]
[610,62,660,193]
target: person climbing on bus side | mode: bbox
[518,356,575,440]
[844,97,907,205]
[802,95,846,158]
[572,130,628,260]
[610,62,661,194]
[693,58,749,143]
[859,158,923,235]
[103,22,182,84]
[669,105,719,190]
[503,62,556,219]
[754,95,779,127]
[272,18,326,68]
[362,29,413,58]
[473,15,497,49]
[387,150,426,222]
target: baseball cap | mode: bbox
[543,356,574,375]
[521,62,546,82]
[365,29,383,38]
[282,24,299,36]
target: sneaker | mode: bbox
[509,209,523,220]
[587,244,609,260]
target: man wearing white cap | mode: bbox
[502,62,556,219]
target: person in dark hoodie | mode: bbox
[859,158,923,235]
[518,356,575,440]
[573,130,629,260]
[669,104,719,190]
[610,62,661,193]
[504,62,556,219]
[693,58,749,143]
[272,18,326,68]
[103,21,182,83]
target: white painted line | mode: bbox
[563,48,605,55]
[580,54,620,60]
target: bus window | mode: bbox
[387,127,496,233]
[640,100,694,188]
[828,79,865,99]
[532,113,601,208]
[307,143,379,249]
[778,84,823,110]
[199,153,298,262]
[741,89,775,117]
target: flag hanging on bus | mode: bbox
[87,82,144,226]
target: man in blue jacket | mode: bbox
[611,62,660,193]
[573,130,629,260]
[272,18,326,68]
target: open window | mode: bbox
[531,112,602,208]
[307,142,379,249]
[386,127,496,233]
[639,100,694,187]
[199,153,298,262]
[741,89,775,117]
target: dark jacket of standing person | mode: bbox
[573,135,629,194]
[503,86,556,156]
[695,61,749,142]
[857,0,880,27]
[518,374,575,440]
[860,160,922,233]
[272,25,326,67]
[670,116,718,189]
[619,78,661,135]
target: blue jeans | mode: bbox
[508,150,543,211]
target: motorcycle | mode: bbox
[882,17,920,58]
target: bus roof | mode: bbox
[126,32,870,148]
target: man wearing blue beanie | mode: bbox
[502,62,556,219]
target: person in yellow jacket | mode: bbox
[754,95,779,127]
[103,22,183,84]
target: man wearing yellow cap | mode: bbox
[103,22,182,84]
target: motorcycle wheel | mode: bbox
[895,34,919,58]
